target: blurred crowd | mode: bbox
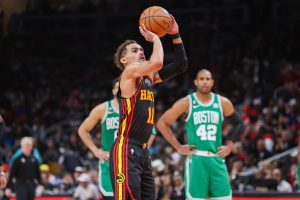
[1,0,300,199]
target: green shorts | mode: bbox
[185,155,232,200]
[99,160,113,197]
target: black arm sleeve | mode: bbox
[227,111,245,142]
[158,43,188,81]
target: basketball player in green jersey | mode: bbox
[157,69,244,200]
[78,78,157,199]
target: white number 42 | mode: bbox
[196,124,217,141]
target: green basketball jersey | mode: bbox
[101,100,119,151]
[185,92,223,153]
[99,100,119,196]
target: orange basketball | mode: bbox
[139,6,172,38]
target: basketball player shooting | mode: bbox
[110,10,188,200]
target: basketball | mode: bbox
[139,6,172,38]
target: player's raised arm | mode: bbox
[121,25,163,80]
[153,15,188,84]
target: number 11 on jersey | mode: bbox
[147,107,154,124]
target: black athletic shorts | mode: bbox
[109,138,155,200]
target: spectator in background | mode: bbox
[272,168,292,192]
[39,164,57,195]
[254,163,277,192]
[9,140,43,166]
[58,148,83,173]
[0,161,7,200]
[0,158,7,189]
[0,116,7,189]
[230,160,244,190]
[152,159,165,199]
[72,173,100,200]
[59,172,76,194]
[161,167,173,200]
[73,166,83,186]
[5,137,42,200]
[170,171,185,200]
[254,139,273,162]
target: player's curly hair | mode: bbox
[114,40,137,71]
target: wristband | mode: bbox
[171,33,180,40]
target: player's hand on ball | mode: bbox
[93,149,109,162]
[167,14,179,35]
[177,144,196,156]
[139,24,159,42]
